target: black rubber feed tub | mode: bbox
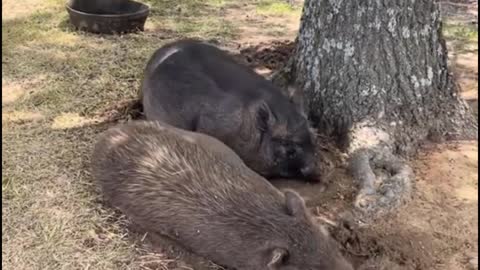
[66,0,150,34]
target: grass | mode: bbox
[443,21,478,53]
[255,0,301,16]
[2,0,478,269]
[2,118,139,269]
[443,23,478,42]
[1,0,299,269]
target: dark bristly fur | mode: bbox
[91,121,353,270]
[140,39,320,182]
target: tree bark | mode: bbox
[279,0,477,221]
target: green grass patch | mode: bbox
[174,18,236,39]
[443,22,478,43]
[256,0,300,16]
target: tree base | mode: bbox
[266,41,478,225]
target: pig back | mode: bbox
[91,120,285,231]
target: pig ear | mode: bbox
[267,248,289,269]
[255,102,272,132]
[285,85,306,117]
[284,190,307,217]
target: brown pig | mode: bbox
[91,121,353,270]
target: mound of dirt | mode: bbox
[238,40,295,71]
[326,141,478,270]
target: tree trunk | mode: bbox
[280,0,477,221]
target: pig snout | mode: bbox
[300,164,321,182]
[300,164,315,177]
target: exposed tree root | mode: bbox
[348,145,414,222]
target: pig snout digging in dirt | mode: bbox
[140,39,320,182]
[91,121,353,270]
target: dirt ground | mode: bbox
[138,43,479,268]
[2,0,478,269]
[328,141,478,270]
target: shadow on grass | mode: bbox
[88,39,298,125]
[2,12,54,51]
[142,0,238,41]
[3,0,242,117]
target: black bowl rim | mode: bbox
[65,1,150,18]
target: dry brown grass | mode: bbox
[1,0,301,269]
[2,0,477,269]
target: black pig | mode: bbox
[140,39,319,182]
